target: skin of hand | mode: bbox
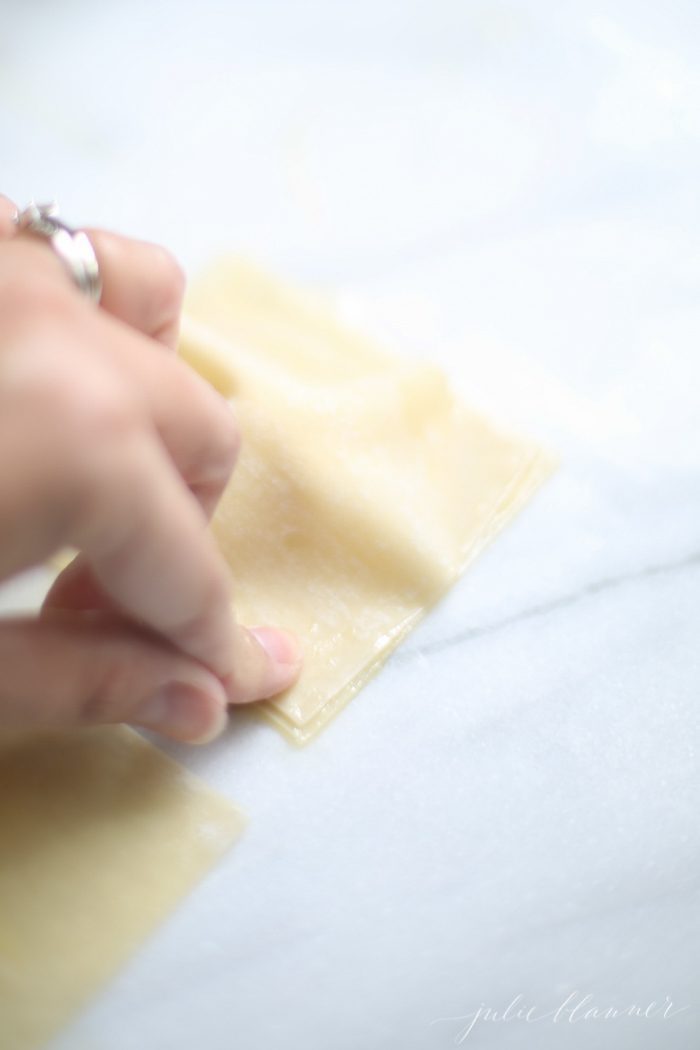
[0,194,301,744]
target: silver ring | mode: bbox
[15,201,102,304]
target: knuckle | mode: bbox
[8,354,127,437]
[172,568,232,654]
[54,371,138,452]
[183,371,241,485]
[210,395,241,474]
[197,566,233,624]
[81,665,124,725]
[39,370,143,517]
[151,245,186,316]
[80,644,135,725]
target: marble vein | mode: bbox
[399,548,700,662]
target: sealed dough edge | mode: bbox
[253,445,554,745]
[256,607,425,744]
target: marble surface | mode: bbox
[1,1,699,1047]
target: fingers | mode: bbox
[1,237,240,521]
[0,331,233,677]
[67,407,238,678]
[83,235,236,515]
[5,209,185,347]
[0,613,228,743]
[4,224,232,516]
[91,311,241,517]
[41,556,303,707]
[0,219,304,715]
[61,405,301,698]
[227,624,303,703]
[85,229,185,348]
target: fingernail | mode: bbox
[248,626,303,697]
[250,626,302,665]
[133,680,228,745]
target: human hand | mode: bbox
[0,194,301,744]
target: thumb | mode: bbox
[42,555,304,706]
[0,614,230,744]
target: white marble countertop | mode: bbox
[1,1,699,1047]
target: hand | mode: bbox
[0,194,301,744]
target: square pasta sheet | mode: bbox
[0,727,244,1050]
[180,262,552,744]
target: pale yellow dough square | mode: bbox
[180,261,552,744]
[0,727,244,1050]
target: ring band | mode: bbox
[15,201,102,304]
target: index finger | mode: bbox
[65,410,300,701]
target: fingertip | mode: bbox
[247,626,303,698]
[249,626,301,666]
[131,676,228,745]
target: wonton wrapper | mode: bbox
[0,727,244,1050]
[181,261,551,743]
